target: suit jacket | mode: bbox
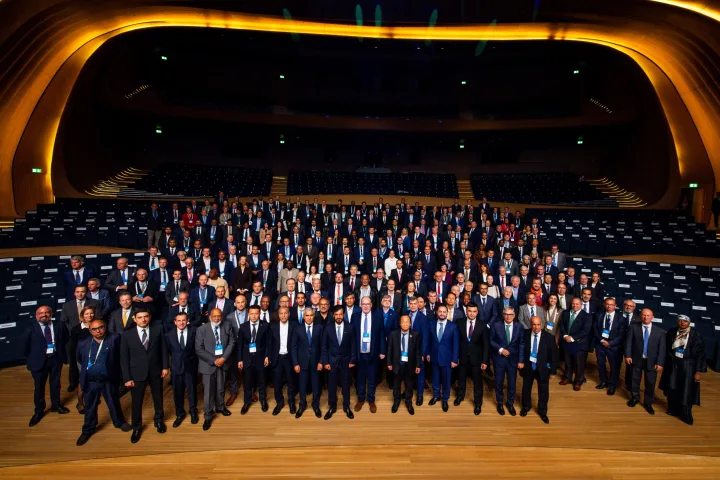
[167,303,201,328]
[351,311,386,361]
[490,321,525,365]
[456,317,490,367]
[291,322,324,370]
[495,296,519,317]
[87,289,112,319]
[594,311,628,350]
[63,266,97,300]
[77,332,122,387]
[120,325,168,383]
[408,310,430,356]
[624,323,666,369]
[189,286,216,308]
[428,320,460,366]
[59,298,100,329]
[237,320,272,366]
[181,266,202,288]
[471,296,499,325]
[518,304,546,330]
[559,309,593,353]
[321,321,357,368]
[165,327,198,375]
[375,308,399,340]
[270,321,298,365]
[208,297,234,320]
[108,307,137,333]
[210,260,235,284]
[25,320,69,371]
[165,279,191,305]
[520,329,558,382]
[195,321,236,374]
[105,268,136,294]
[386,329,422,372]
[127,279,160,305]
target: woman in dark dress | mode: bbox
[660,314,707,425]
[69,306,95,413]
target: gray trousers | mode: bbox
[147,229,162,248]
[202,369,226,419]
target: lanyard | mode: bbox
[89,339,104,366]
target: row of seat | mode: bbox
[287,171,459,198]
[471,173,614,205]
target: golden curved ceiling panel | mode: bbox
[1,4,720,218]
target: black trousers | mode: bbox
[298,369,321,408]
[596,346,621,387]
[521,369,549,416]
[272,354,296,405]
[456,359,484,406]
[327,362,351,409]
[171,371,198,417]
[82,380,126,434]
[624,363,634,390]
[243,361,266,405]
[392,364,414,404]
[564,350,587,384]
[31,356,63,414]
[130,376,164,429]
[631,359,658,404]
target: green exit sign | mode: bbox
[31,168,42,173]
[689,183,698,188]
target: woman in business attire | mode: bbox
[70,306,95,413]
[479,263,491,285]
[486,275,500,298]
[543,293,563,375]
[218,206,231,226]
[401,281,418,315]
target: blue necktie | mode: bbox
[643,326,649,357]
[121,270,126,283]
[74,270,81,284]
[363,314,369,353]
[214,326,220,345]
[307,325,312,344]
[337,325,342,344]
[532,334,538,371]
[438,322,444,341]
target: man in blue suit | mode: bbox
[375,295,399,388]
[321,305,357,420]
[472,283,499,326]
[63,255,97,301]
[26,305,70,427]
[291,308,324,418]
[75,319,131,446]
[594,297,628,396]
[559,298,593,391]
[87,278,112,319]
[164,312,199,427]
[490,306,525,416]
[189,274,216,323]
[353,297,386,413]
[407,298,430,405]
[427,305,459,411]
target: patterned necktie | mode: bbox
[251,323,257,343]
[438,322,444,341]
[141,329,148,350]
[469,320,474,338]
[532,334,538,371]
[74,270,81,284]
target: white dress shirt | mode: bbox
[436,320,447,338]
[279,322,290,355]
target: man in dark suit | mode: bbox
[75,319,131,446]
[496,286,519,317]
[195,308,235,430]
[386,314,421,415]
[472,283,499,326]
[120,310,168,443]
[427,305,460,412]
[237,305,272,414]
[490,306,525,416]
[322,305,357,420]
[26,306,70,426]
[620,299,640,391]
[128,268,159,315]
[208,285,233,319]
[456,303,490,414]
[166,291,200,330]
[165,312,199,427]
[104,257,135,298]
[352,296,386,414]
[86,278,112,319]
[594,297,628,396]
[519,315,558,424]
[108,292,136,333]
[559,298,592,391]
[625,308,666,415]
[270,307,297,415]
[292,308,324,418]
[63,255,97,301]
[60,285,100,330]
[189,274,216,322]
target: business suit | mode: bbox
[625,322,666,405]
[108,307,136,333]
[520,329,558,417]
[559,309,592,386]
[353,310,386,404]
[408,310,430,402]
[60,298,100,330]
[490,320,525,406]
[518,304,546,330]
[621,311,641,390]
[25,320,69,415]
[209,297,233,320]
[594,311,628,389]
[428,320,460,402]
[164,278,190,306]
[87,288,112,319]
[270,321,298,408]
[77,333,127,434]
[226,309,247,396]
[63,266,97,300]
[196,320,236,419]
[456,317,490,407]
[237,320,272,405]
[321,322,357,410]
[120,325,168,429]
[105,267,136,295]
[386,328,422,405]
[128,279,160,314]
[165,327,199,418]
[495,296,519,317]
[291,322,324,410]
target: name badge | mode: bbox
[174,295,179,302]
[200,300,206,306]
[602,329,610,339]
[675,348,684,359]
[529,352,538,363]
[468,337,472,343]
[210,235,215,240]
[249,342,257,353]
[546,322,554,331]
[362,332,370,343]
[137,294,144,299]
[149,264,157,271]
[87,359,93,368]
[215,344,223,356]
[401,352,408,363]
[46,343,54,354]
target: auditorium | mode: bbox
[2,0,720,478]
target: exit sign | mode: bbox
[31,168,42,173]
[689,183,698,188]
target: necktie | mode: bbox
[469,320,474,338]
[363,314,370,353]
[569,311,577,330]
[350,277,355,290]
[121,270,126,283]
[481,297,485,307]
[43,323,53,346]
[122,310,129,327]
[251,323,257,343]
[337,325,342,344]
[438,322,444,341]
[307,325,312,344]
[336,285,342,305]
[643,325,649,357]
[505,324,511,344]
[626,314,630,325]
[402,332,407,352]
[410,312,415,328]
[214,326,220,345]
[254,295,260,305]
[289,292,294,307]
[263,312,268,323]
[532,334,538,371]
[77,300,83,317]
[74,270,81,284]
[180,330,186,349]
[175,281,180,292]
[605,314,611,330]
[584,303,589,313]
[530,307,535,317]
[141,329,148,350]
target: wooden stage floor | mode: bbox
[1,354,718,478]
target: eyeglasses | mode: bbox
[90,326,106,332]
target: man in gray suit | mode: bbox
[624,308,666,415]
[518,292,545,330]
[195,308,236,430]
[549,245,567,272]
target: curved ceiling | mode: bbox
[1,2,719,218]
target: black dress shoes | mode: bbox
[344,408,354,419]
[117,423,133,432]
[506,404,516,416]
[324,407,336,420]
[627,399,638,408]
[220,408,232,416]
[260,401,269,412]
[154,421,167,433]
[643,403,655,415]
[76,433,91,446]
[474,405,482,416]
[295,407,305,418]
[428,397,439,406]
[391,402,400,413]
[497,404,505,416]
[190,413,199,424]
[520,409,528,417]
[595,382,608,390]
[172,415,185,428]
[203,419,211,431]
[313,406,322,418]
[406,403,415,415]
[241,404,251,415]
[29,413,43,427]
[130,429,141,443]
[607,387,616,396]
[416,397,423,406]
[441,401,449,412]
[454,397,463,406]
[289,404,296,415]
[540,414,550,424]
[272,404,283,416]
[51,405,70,414]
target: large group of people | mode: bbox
[25,194,709,447]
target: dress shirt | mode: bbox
[436,320,447,338]
[38,321,55,343]
[499,322,514,353]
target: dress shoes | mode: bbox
[520,409,528,417]
[344,408,354,419]
[497,404,505,416]
[155,421,167,433]
[354,401,365,412]
[313,406,322,418]
[117,423,133,432]
[607,387,616,396]
[540,415,550,424]
[51,405,70,414]
[203,420,211,431]
[130,429,142,444]
[454,397,463,407]
[190,413,199,424]
[295,407,305,418]
[573,383,582,391]
[474,405,482,416]
[219,408,232,416]
[369,402,377,413]
[260,401,269,412]
[324,407,336,420]
[76,403,85,414]
[391,402,400,413]
[428,397,440,406]
[76,433,91,446]
[172,415,186,428]
[241,404,251,415]
[406,403,415,415]
[29,413,44,427]
[643,403,655,415]
[595,382,607,390]
[252,392,259,403]
[441,401,449,412]
[289,403,296,415]
[416,397,423,406]
[226,392,238,407]
[627,399,639,408]
[506,404,516,416]
[559,379,570,386]
[272,404,284,416]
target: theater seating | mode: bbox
[287,171,458,198]
[119,164,271,198]
[471,173,615,206]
